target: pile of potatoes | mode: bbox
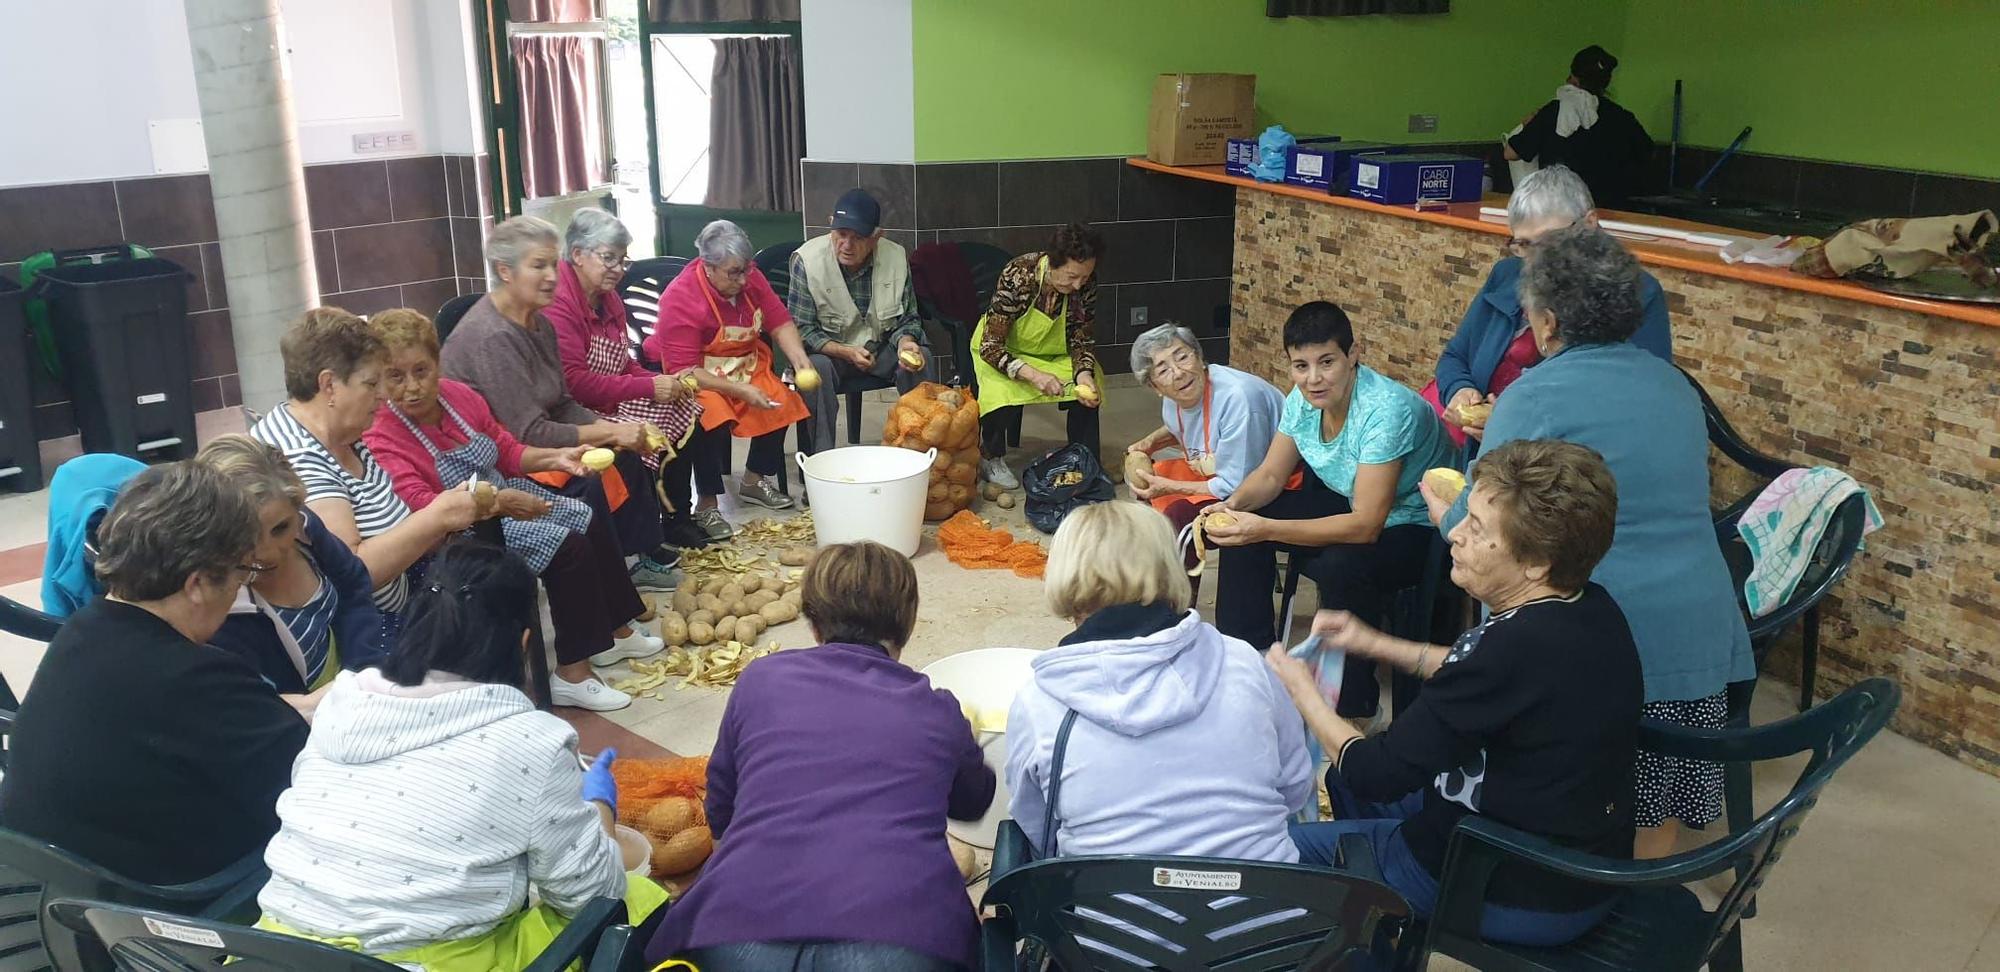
[659,572,803,647]
[881,382,983,521]
[635,795,712,880]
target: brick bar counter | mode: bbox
[1127,159,2000,777]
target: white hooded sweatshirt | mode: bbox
[257,669,624,953]
[1005,609,1316,863]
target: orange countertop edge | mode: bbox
[1128,158,2000,330]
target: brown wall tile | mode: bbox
[116,174,218,247]
[451,217,488,279]
[313,230,340,294]
[399,277,460,319]
[151,244,212,313]
[387,156,449,222]
[0,181,122,263]
[332,219,454,291]
[189,309,237,380]
[306,161,392,230]
[323,286,404,317]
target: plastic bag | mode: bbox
[1253,125,1296,183]
[1287,633,1345,710]
[1022,443,1116,534]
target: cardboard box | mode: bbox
[1226,134,1340,178]
[1147,73,1256,167]
[1347,153,1485,205]
[1283,141,1402,193]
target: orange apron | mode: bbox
[1146,378,1302,514]
[693,268,810,437]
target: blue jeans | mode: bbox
[1289,776,1612,948]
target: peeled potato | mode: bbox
[652,826,713,877]
[687,621,715,645]
[642,424,669,452]
[1204,509,1237,529]
[670,589,698,616]
[899,349,924,369]
[640,796,698,838]
[794,368,821,392]
[778,547,812,567]
[1074,384,1100,406]
[581,448,617,471]
[1452,401,1494,426]
[1424,467,1468,504]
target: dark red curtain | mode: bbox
[509,0,596,23]
[647,0,798,22]
[512,35,607,199]
[704,36,803,212]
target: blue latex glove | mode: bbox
[582,747,618,811]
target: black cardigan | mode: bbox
[1339,583,1644,912]
[0,599,308,884]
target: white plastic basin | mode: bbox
[921,647,1042,848]
[795,446,936,557]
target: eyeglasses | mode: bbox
[1149,349,1202,382]
[592,249,631,271]
[710,263,749,281]
[235,561,271,584]
[1504,218,1581,257]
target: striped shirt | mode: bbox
[252,404,413,613]
[270,568,336,690]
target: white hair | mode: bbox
[564,208,631,257]
[1130,322,1203,385]
[1507,165,1596,230]
[694,220,755,267]
[484,215,560,270]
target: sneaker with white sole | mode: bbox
[628,558,682,592]
[590,628,665,667]
[550,674,632,711]
[693,508,735,541]
[737,477,794,510]
[980,457,1020,490]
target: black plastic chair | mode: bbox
[618,256,691,369]
[47,896,626,972]
[980,819,1410,971]
[757,240,894,451]
[432,293,482,346]
[581,899,673,972]
[0,828,269,972]
[1408,676,1900,972]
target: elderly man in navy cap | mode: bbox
[788,188,934,454]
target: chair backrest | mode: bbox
[983,854,1408,971]
[1740,491,1870,642]
[0,595,59,647]
[1680,365,1794,482]
[432,294,483,347]
[752,240,804,306]
[617,256,690,369]
[47,899,404,971]
[0,828,265,972]
[955,241,1016,313]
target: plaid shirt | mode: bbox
[787,252,927,354]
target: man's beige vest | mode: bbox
[797,234,909,349]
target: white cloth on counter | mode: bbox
[1720,235,1809,267]
[1554,83,1599,137]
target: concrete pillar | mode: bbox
[183,0,318,412]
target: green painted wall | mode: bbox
[909,0,1630,162]
[1615,0,2000,179]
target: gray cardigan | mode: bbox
[439,296,601,448]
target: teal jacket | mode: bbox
[1444,342,1752,702]
[40,454,146,619]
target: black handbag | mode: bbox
[1022,444,1116,534]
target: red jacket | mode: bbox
[544,260,658,413]
[362,379,527,512]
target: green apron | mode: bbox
[971,257,1077,416]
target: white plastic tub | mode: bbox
[921,647,1043,848]
[613,824,652,876]
[795,446,935,557]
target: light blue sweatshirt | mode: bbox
[1159,364,1287,500]
[1005,609,1315,862]
[40,454,145,619]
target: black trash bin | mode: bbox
[31,252,196,461]
[0,276,43,492]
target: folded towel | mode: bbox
[1554,83,1599,138]
[1737,467,1883,618]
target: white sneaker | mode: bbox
[980,457,1020,490]
[591,628,665,667]
[550,674,632,711]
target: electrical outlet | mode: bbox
[352,130,416,154]
[1407,114,1439,134]
[1130,306,1148,329]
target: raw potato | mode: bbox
[718,583,746,604]
[659,614,689,646]
[696,593,722,614]
[927,482,950,502]
[778,546,812,567]
[688,609,716,627]
[996,492,1016,509]
[701,576,730,597]
[758,575,786,595]
[687,621,715,645]
[715,616,739,643]
[980,482,1003,501]
[739,614,767,639]
[670,589,698,615]
[759,599,800,624]
[950,836,977,880]
[640,796,698,838]
[745,590,779,612]
[652,826,713,876]
[945,461,977,486]
[729,599,750,617]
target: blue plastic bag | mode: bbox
[1252,125,1295,183]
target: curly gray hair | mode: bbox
[95,461,259,602]
[1507,165,1596,231]
[1518,226,1644,346]
[694,219,755,267]
[1130,322,1203,385]
[563,208,631,258]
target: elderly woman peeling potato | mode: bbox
[364,309,660,712]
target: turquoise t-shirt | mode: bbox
[1278,364,1457,529]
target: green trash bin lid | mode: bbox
[19,244,154,382]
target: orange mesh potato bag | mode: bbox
[884,382,984,520]
[938,510,1047,578]
[614,756,710,831]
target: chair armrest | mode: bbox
[991,819,1033,884]
[980,913,1019,972]
[1336,831,1384,884]
[585,925,633,972]
[1638,702,1837,765]
[159,848,267,909]
[523,897,627,972]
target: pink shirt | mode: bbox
[544,260,658,413]
[362,379,529,512]
[643,260,794,373]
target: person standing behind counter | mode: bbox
[789,188,933,455]
[1504,44,1652,206]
